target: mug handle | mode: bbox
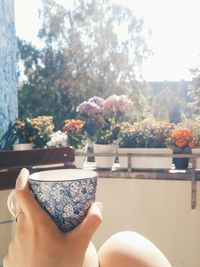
[7,190,18,218]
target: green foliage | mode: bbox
[180,117,200,147]
[188,68,200,116]
[17,0,151,127]
[94,124,120,144]
[67,131,87,149]
[12,116,54,148]
[17,39,75,129]
[118,118,174,148]
[148,81,190,122]
[13,118,38,144]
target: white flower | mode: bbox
[46,130,68,147]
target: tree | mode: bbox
[18,0,151,128]
[148,81,190,122]
[188,68,200,116]
[18,38,74,128]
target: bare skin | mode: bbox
[98,231,172,267]
[3,169,103,267]
[4,168,172,267]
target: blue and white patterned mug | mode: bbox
[29,169,98,232]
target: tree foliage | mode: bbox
[18,0,151,128]
[188,68,200,116]
[148,81,190,123]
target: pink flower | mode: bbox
[117,95,133,113]
[76,101,101,116]
[88,96,104,106]
[102,94,133,114]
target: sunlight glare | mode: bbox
[14,0,200,81]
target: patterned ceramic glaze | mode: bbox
[29,169,97,232]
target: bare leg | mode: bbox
[82,241,99,267]
[98,231,172,267]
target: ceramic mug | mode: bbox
[8,169,98,232]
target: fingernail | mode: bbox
[93,202,103,213]
[15,168,29,190]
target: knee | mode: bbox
[82,242,99,267]
[98,231,172,267]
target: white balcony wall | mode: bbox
[93,178,200,267]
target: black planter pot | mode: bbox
[173,157,189,170]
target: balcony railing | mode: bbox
[0,147,200,227]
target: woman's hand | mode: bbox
[3,168,103,267]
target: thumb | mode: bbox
[14,168,30,215]
[72,202,103,244]
[66,202,103,247]
[15,168,30,190]
[14,168,30,213]
[83,202,103,236]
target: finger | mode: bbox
[68,202,103,244]
[15,168,30,190]
[14,168,32,220]
[84,202,103,238]
[6,168,29,222]
[15,169,51,223]
[3,254,9,267]
[14,168,29,214]
[15,185,50,221]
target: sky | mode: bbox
[14,0,200,82]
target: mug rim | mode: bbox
[29,169,98,182]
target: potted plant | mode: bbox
[76,96,105,162]
[77,94,133,168]
[118,119,174,170]
[168,127,194,170]
[30,116,55,148]
[12,118,37,150]
[93,123,120,169]
[76,96,105,142]
[63,119,87,168]
[181,118,200,169]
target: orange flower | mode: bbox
[189,142,194,148]
[63,119,85,133]
[171,128,194,148]
[28,136,33,142]
[176,139,187,148]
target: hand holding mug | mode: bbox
[4,168,103,267]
